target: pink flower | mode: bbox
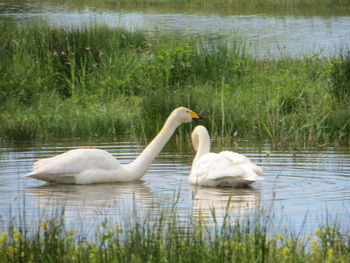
[60,51,66,56]
[85,47,91,51]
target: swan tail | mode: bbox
[242,164,263,181]
[25,171,77,184]
[25,171,39,178]
[25,171,47,181]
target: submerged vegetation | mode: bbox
[0,206,349,263]
[0,19,350,145]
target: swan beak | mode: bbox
[190,111,206,122]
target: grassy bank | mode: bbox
[1,19,350,145]
[0,208,349,262]
[22,0,350,11]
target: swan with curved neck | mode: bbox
[26,107,204,184]
[189,125,263,187]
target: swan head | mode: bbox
[172,107,205,124]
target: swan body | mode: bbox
[26,107,204,184]
[189,125,263,187]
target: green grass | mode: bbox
[0,19,350,145]
[0,205,349,263]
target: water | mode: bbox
[0,139,349,235]
[1,1,350,57]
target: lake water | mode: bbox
[0,138,349,235]
[1,1,350,57]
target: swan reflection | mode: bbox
[25,181,156,224]
[191,185,261,225]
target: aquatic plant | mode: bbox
[0,204,349,263]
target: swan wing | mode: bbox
[219,151,263,176]
[26,149,121,182]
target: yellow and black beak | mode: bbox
[189,111,206,122]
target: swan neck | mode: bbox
[126,116,180,179]
[192,131,210,166]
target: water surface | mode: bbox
[1,1,350,57]
[0,138,349,234]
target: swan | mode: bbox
[25,107,204,184]
[189,125,263,187]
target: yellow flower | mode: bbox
[311,240,319,253]
[314,229,322,237]
[325,226,333,232]
[327,248,333,257]
[41,222,47,229]
[13,231,22,243]
[0,232,7,244]
[305,235,311,241]
[326,248,334,263]
[276,234,284,240]
[281,247,290,256]
[8,247,19,256]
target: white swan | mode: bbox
[26,107,204,184]
[189,125,263,187]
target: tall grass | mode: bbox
[330,47,350,102]
[0,204,349,262]
[0,19,350,145]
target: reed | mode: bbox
[1,20,350,145]
[330,47,350,102]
